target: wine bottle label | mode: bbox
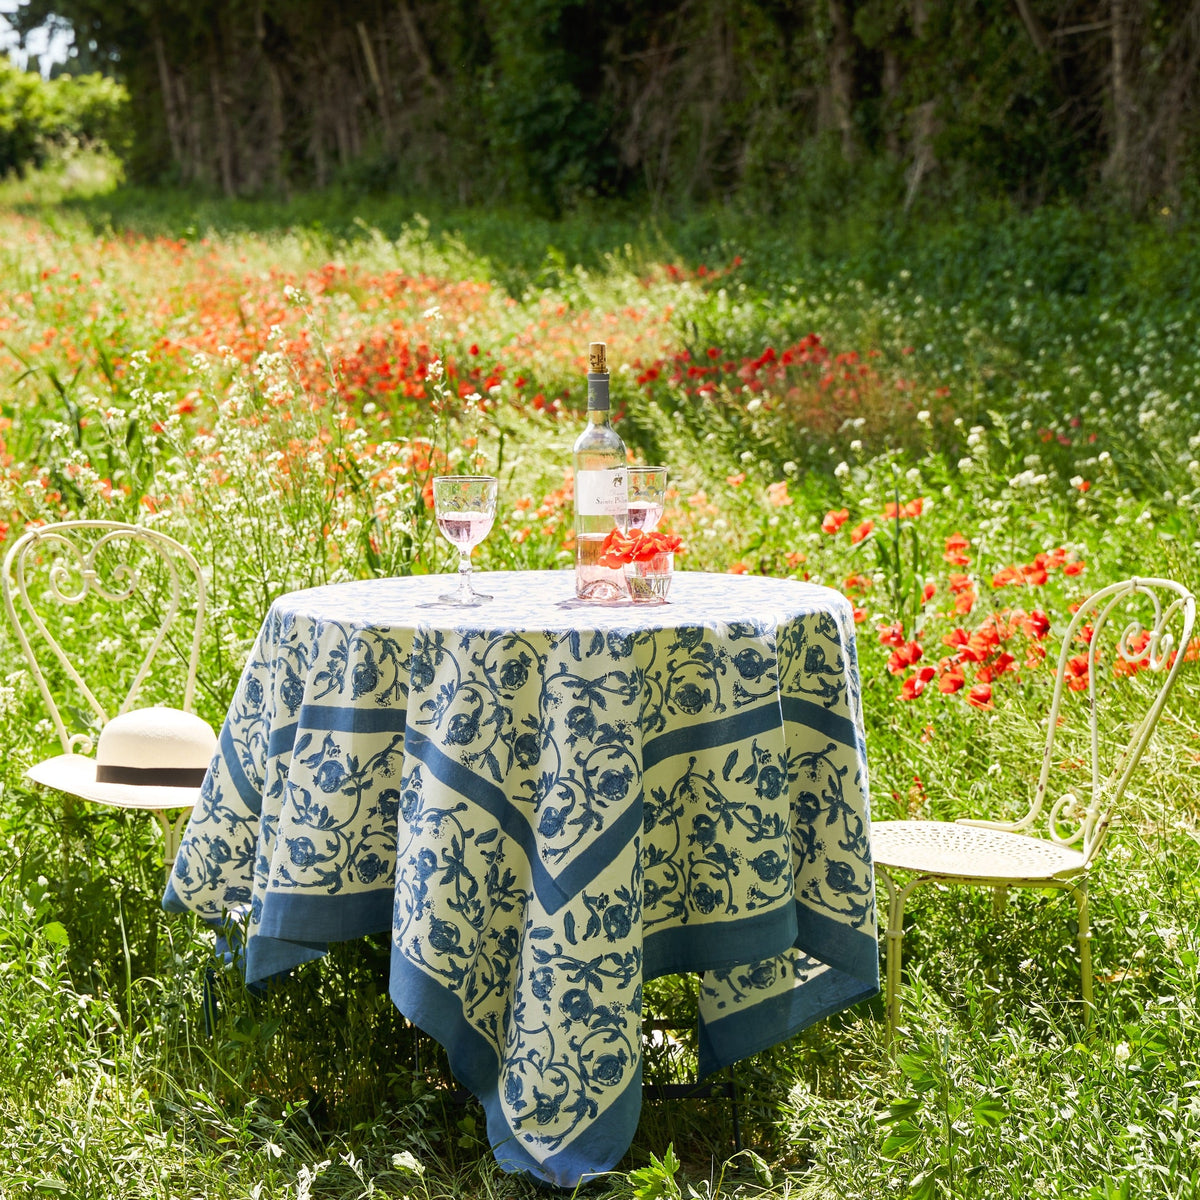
[576,468,627,516]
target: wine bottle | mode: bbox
[573,342,627,600]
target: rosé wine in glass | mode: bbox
[437,510,495,550]
[432,475,498,605]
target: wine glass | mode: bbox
[433,475,498,605]
[626,466,667,532]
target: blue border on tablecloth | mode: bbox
[239,888,396,980]
[389,950,642,1188]
[641,701,782,769]
[643,903,796,979]
[255,887,393,944]
[244,934,329,981]
[267,703,410,759]
[780,695,863,752]
[404,728,653,915]
[794,901,879,986]
[219,721,263,815]
[162,877,330,981]
[693,903,879,1077]
[696,964,878,1078]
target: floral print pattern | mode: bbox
[165,569,877,1186]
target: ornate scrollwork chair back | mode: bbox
[872,577,1196,1039]
[2,520,210,871]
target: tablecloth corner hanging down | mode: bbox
[164,570,878,1187]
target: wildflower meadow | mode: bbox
[0,190,1198,1199]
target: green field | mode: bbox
[0,180,1198,1199]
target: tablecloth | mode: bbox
[165,569,878,1185]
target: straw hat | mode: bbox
[26,706,217,811]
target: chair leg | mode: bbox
[154,807,192,882]
[982,886,1011,1004]
[1071,880,1093,1027]
[877,867,910,1045]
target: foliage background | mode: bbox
[5,0,1200,212]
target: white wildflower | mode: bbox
[391,1151,426,1175]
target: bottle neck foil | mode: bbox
[587,372,610,411]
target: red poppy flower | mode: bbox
[888,641,923,675]
[884,497,925,521]
[900,665,936,701]
[821,508,849,535]
[1065,654,1091,691]
[599,528,685,567]
[1114,656,1146,678]
[1021,611,1051,639]
[944,533,971,565]
[975,653,1015,684]
[939,668,966,694]
[767,481,792,507]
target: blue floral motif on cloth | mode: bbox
[164,570,878,1186]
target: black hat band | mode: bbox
[95,764,208,788]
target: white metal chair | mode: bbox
[2,520,209,873]
[873,577,1196,1037]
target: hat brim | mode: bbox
[27,753,204,811]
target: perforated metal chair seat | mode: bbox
[872,820,1086,883]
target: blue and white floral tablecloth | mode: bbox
[165,569,877,1186]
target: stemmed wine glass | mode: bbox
[433,475,498,605]
[626,466,667,532]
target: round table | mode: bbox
[165,569,878,1186]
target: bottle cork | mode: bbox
[589,342,608,374]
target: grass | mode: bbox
[0,158,1198,1197]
